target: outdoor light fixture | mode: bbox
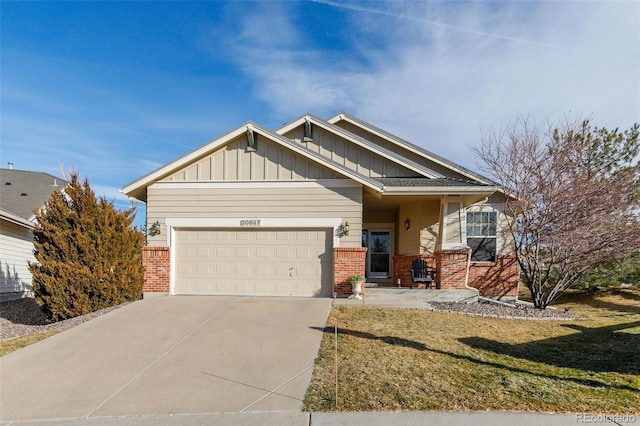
[148,221,161,236]
[342,221,350,236]
[404,218,411,230]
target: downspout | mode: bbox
[463,246,480,301]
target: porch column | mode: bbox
[142,246,171,298]
[435,249,470,290]
[333,247,367,297]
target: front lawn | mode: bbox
[303,289,640,414]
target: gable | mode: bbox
[328,114,493,184]
[163,133,342,182]
[280,124,422,179]
[123,122,385,202]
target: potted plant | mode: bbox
[347,275,364,299]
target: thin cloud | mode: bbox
[310,0,638,62]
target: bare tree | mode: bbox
[476,118,640,308]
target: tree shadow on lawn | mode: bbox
[459,320,640,376]
[556,290,640,315]
[311,326,639,392]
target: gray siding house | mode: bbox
[0,168,66,301]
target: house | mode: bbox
[122,113,519,302]
[0,167,66,301]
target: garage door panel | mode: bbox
[175,228,331,296]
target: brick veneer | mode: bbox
[333,247,367,297]
[468,255,519,298]
[394,251,520,298]
[435,249,470,289]
[393,254,436,288]
[142,246,171,293]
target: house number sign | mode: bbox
[240,219,261,226]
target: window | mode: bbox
[466,211,497,262]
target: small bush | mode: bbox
[29,173,144,321]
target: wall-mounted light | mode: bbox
[341,221,350,236]
[404,218,411,230]
[148,221,161,236]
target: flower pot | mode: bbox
[351,280,363,299]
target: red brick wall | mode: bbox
[142,246,171,293]
[333,247,367,297]
[394,252,519,298]
[393,254,436,288]
[435,249,470,290]
[468,255,519,298]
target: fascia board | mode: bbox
[382,186,499,196]
[251,123,384,192]
[0,208,34,229]
[327,112,495,185]
[277,114,443,179]
[121,123,251,196]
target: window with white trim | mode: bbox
[466,211,497,262]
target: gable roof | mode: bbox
[0,169,67,226]
[122,121,385,201]
[276,113,444,179]
[326,112,495,185]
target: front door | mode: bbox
[366,230,392,279]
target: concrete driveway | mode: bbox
[0,296,332,422]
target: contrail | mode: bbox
[309,0,636,62]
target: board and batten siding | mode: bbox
[332,120,471,181]
[146,182,363,248]
[163,135,340,182]
[0,220,34,298]
[283,126,421,179]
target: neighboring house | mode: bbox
[0,168,66,301]
[123,113,519,302]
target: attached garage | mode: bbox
[174,228,333,297]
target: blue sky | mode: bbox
[1,1,638,227]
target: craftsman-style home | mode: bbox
[123,113,519,302]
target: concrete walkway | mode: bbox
[0,410,630,425]
[0,296,332,422]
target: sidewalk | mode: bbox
[2,411,634,425]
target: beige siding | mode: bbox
[0,220,34,295]
[163,135,339,182]
[283,126,420,178]
[444,202,463,245]
[398,201,440,255]
[466,195,515,255]
[333,120,471,180]
[147,183,363,248]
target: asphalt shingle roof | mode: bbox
[0,169,66,220]
[375,177,491,188]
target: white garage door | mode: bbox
[175,228,332,296]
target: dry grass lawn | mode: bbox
[303,288,640,414]
[0,331,61,357]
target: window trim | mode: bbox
[466,210,498,263]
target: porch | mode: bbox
[333,179,519,302]
[333,286,479,308]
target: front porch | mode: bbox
[333,286,479,308]
[333,181,520,302]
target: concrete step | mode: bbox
[364,287,478,303]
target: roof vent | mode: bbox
[8,162,14,170]
[5,182,11,185]
[52,179,58,187]
[246,127,257,152]
[303,119,313,142]
[21,193,27,196]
